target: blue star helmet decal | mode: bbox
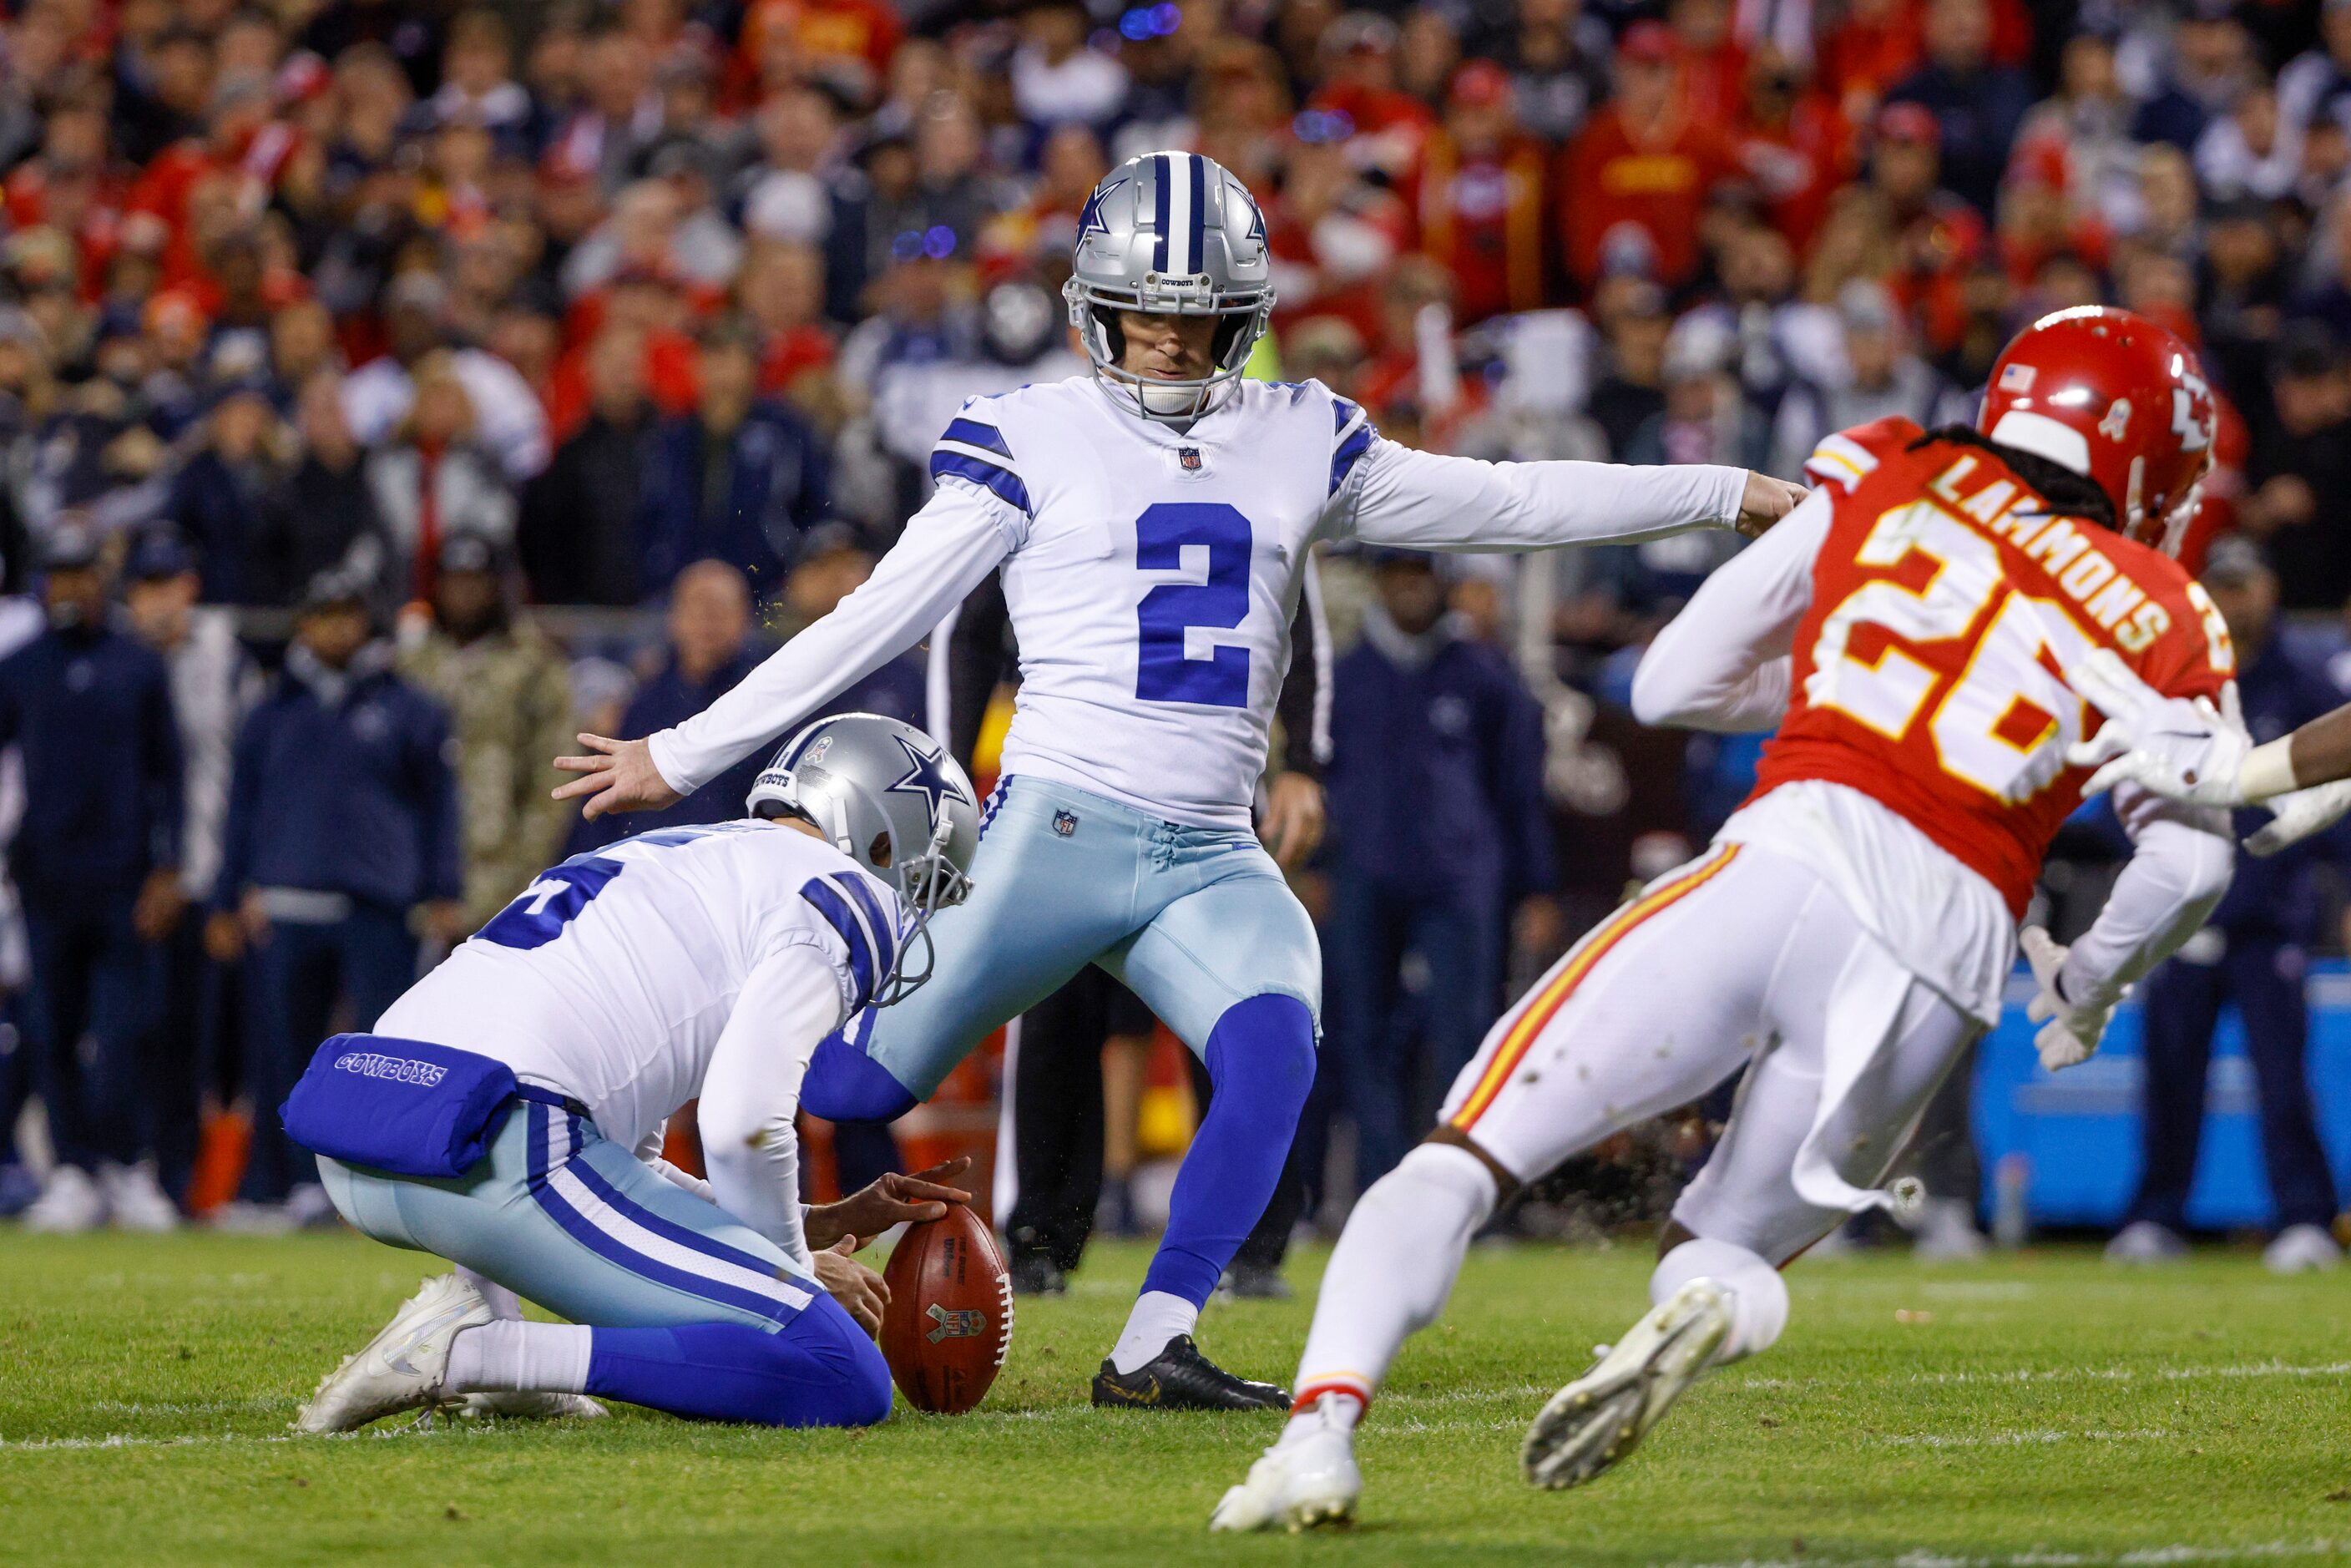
[887,733,970,823]
[1243,196,1267,243]
[1078,177,1125,245]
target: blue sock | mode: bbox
[585,1295,893,1427]
[1142,993,1317,1306]
[801,1019,918,1122]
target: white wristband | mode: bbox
[2239,738,2299,805]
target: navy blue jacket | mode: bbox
[637,402,831,603]
[166,449,273,605]
[219,648,463,913]
[2212,633,2351,943]
[0,620,183,908]
[815,650,926,731]
[574,643,772,852]
[1326,613,1556,903]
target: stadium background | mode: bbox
[2,0,2350,1243]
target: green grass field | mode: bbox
[3,1229,2349,1567]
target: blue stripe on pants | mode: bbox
[521,1105,808,1326]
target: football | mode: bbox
[878,1203,1014,1414]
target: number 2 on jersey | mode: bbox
[1807,499,2096,804]
[1135,502,1252,707]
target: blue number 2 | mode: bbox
[1135,502,1252,707]
[478,856,624,949]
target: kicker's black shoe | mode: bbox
[1009,1255,1067,1297]
[1216,1262,1293,1301]
[1090,1335,1288,1411]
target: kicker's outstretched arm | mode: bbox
[1331,437,1803,553]
[553,484,1019,818]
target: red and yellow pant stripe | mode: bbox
[1291,1373,1374,1417]
[1447,845,1742,1133]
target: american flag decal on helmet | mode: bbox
[1999,362,2036,392]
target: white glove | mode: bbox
[2019,926,2124,1073]
[2246,778,2351,857]
[2065,650,2250,807]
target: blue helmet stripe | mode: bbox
[942,417,1012,458]
[929,450,1034,516]
[1187,153,1207,276]
[1152,153,1170,271]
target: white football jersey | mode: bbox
[937,376,1368,827]
[373,820,902,1152]
[647,372,1747,831]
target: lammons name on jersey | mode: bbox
[374,821,904,1151]
[928,376,1375,832]
[1755,416,2235,915]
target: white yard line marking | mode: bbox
[1679,1540,2350,1568]
[1876,1428,2172,1449]
[0,1420,507,1453]
[88,1398,291,1417]
[1739,1360,2351,1392]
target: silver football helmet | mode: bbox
[746,713,979,1004]
[1063,150,1276,422]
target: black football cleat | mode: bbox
[1009,1255,1067,1297]
[1216,1262,1293,1301]
[1090,1335,1289,1411]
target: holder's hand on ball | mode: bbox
[806,1156,975,1252]
[814,1236,890,1338]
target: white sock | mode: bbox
[1109,1291,1201,1374]
[443,1320,594,1395]
[1277,1388,1364,1449]
[1650,1237,1788,1363]
[458,1265,524,1322]
[1282,1142,1497,1441]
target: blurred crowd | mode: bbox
[3,0,2351,1250]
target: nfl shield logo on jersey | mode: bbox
[1179,446,1202,471]
[1053,809,1079,837]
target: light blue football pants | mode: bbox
[320,1100,820,1330]
[860,776,1323,1099]
[321,1101,894,1426]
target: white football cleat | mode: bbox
[2105,1220,2189,1264]
[458,1391,609,1421]
[293,1274,494,1434]
[101,1161,180,1233]
[1521,1279,1732,1491]
[22,1164,107,1233]
[1209,1403,1362,1533]
[2263,1223,2341,1275]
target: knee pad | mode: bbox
[1202,993,1317,1113]
[1651,1237,1788,1363]
[801,1025,918,1123]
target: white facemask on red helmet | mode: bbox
[1977,306,2216,557]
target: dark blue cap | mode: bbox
[125,529,195,581]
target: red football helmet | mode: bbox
[1977,306,2216,556]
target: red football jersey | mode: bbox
[1751,417,2235,916]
